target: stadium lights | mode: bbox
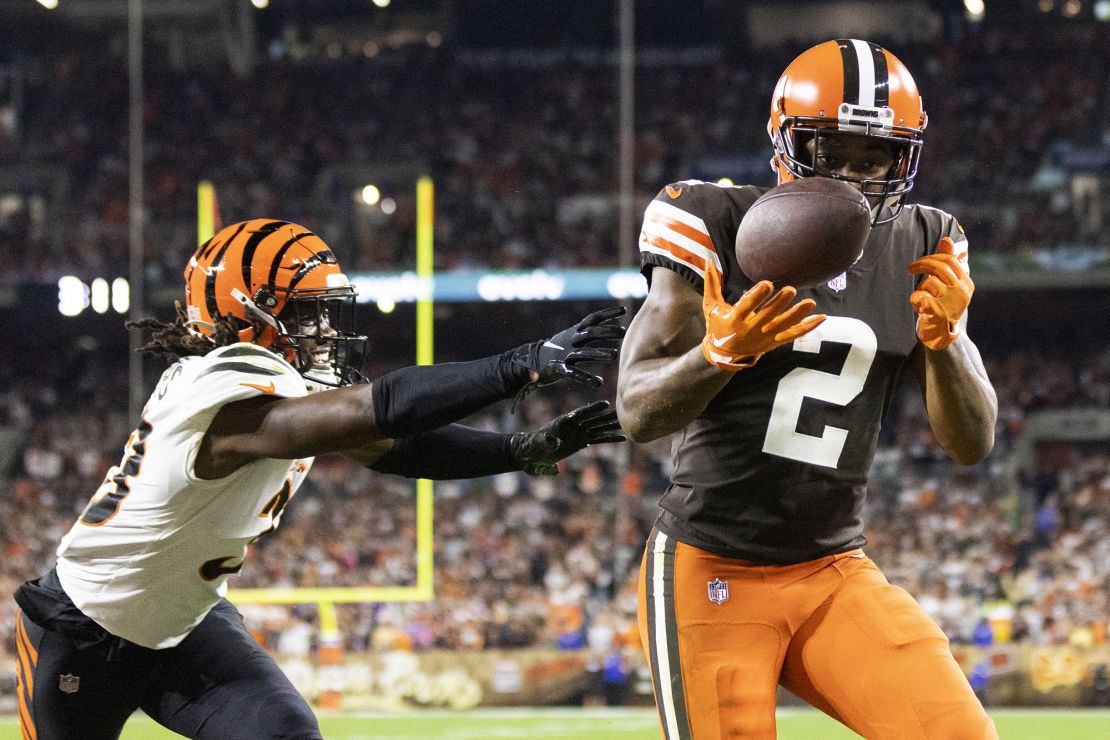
[716,177,735,187]
[36,0,59,8]
[1039,0,1054,10]
[250,0,269,8]
[91,278,110,314]
[963,0,985,19]
[372,0,391,8]
[1096,0,1110,19]
[58,276,130,317]
[360,184,381,206]
[112,278,131,313]
[380,197,397,215]
[1063,0,1082,16]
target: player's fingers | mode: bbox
[769,313,827,344]
[914,275,946,298]
[566,347,619,365]
[927,252,968,274]
[559,366,604,388]
[760,298,817,335]
[576,306,627,329]
[752,285,798,321]
[936,236,956,255]
[588,433,627,445]
[908,257,962,287]
[585,414,622,431]
[910,290,946,318]
[734,280,775,315]
[567,400,611,419]
[575,324,626,346]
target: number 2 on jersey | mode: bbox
[762,317,877,469]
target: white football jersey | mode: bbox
[56,343,314,649]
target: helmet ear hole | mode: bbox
[254,290,280,310]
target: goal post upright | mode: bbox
[229,176,436,608]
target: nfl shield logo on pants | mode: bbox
[707,578,729,605]
[59,674,80,694]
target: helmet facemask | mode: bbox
[773,119,922,225]
[269,286,367,388]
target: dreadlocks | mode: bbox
[126,301,240,360]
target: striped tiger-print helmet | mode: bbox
[767,39,927,224]
[184,219,366,387]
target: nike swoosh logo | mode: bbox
[665,185,684,199]
[240,381,276,395]
[711,334,736,348]
[542,341,564,350]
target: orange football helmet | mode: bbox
[184,219,366,386]
[767,39,927,223]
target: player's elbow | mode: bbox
[620,418,658,445]
[616,396,648,444]
[616,398,666,444]
[946,433,995,466]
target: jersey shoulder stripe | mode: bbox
[639,197,721,278]
[213,344,284,360]
[197,361,284,380]
[170,344,307,420]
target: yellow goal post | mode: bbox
[194,177,438,609]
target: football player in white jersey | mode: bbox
[13,219,626,739]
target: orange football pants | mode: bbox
[637,529,997,739]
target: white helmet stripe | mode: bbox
[849,39,876,108]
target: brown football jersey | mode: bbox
[638,180,967,564]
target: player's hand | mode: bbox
[907,236,973,350]
[700,263,826,372]
[509,401,625,475]
[513,307,627,390]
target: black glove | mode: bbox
[509,400,626,476]
[511,307,627,407]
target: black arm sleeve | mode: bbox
[367,424,519,479]
[370,350,532,438]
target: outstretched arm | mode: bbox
[196,309,626,479]
[345,401,625,478]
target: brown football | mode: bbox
[735,177,871,288]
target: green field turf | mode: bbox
[3,708,1109,738]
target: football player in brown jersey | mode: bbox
[617,40,998,739]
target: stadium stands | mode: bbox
[2,4,1109,713]
[1,22,1108,281]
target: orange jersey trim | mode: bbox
[639,232,711,274]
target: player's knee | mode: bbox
[254,690,321,739]
[924,706,997,740]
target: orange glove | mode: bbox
[907,236,973,350]
[701,263,826,372]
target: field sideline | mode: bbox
[3,707,1110,738]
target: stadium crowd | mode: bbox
[1,346,1107,668]
[1,21,1109,282]
[1,8,1109,714]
